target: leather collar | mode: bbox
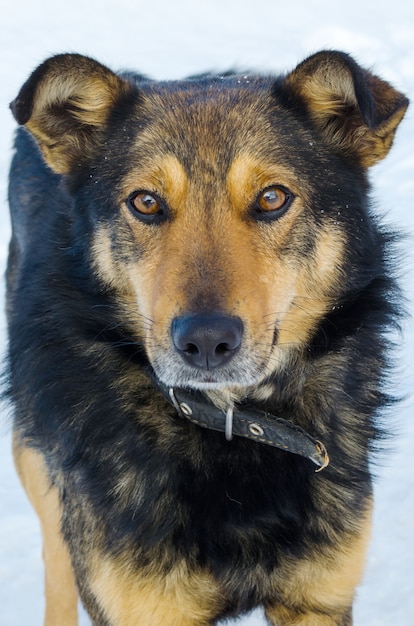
[153,375,329,471]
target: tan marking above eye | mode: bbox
[121,155,189,213]
[226,155,301,219]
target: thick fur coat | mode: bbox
[7,51,408,625]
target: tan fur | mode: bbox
[13,435,79,626]
[121,153,190,212]
[278,227,345,348]
[85,498,372,626]
[285,52,408,167]
[365,106,408,166]
[266,503,372,625]
[90,555,224,625]
[9,433,371,626]
[266,608,351,626]
[11,434,369,626]
[22,56,129,173]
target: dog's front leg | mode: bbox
[13,434,79,626]
[264,504,372,626]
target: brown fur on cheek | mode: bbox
[274,227,346,354]
[91,227,152,340]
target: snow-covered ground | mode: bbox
[0,1,413,624]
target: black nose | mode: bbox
[171,313,243,370]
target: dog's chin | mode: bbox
[153,362,269,396]
[155,367,277,411]
[150,350,282,396]
[158,372,260,392]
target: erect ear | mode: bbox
[284,50,409,167]
[10,54,133,174]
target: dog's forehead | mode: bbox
[125,76,300,173]
[139,74,276,118]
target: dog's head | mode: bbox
[11,52,408,394]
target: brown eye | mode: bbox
[126,191,167,223]
[130,192,160,215]
[253,185,293,221]
[258,187,287,211]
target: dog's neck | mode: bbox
[149,371,329,472]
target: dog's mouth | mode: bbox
[152,352,267,391]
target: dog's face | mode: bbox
[11,52,408,392]
[94,84,347,390]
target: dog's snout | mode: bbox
[171,313,243,370]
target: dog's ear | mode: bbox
[10,54,132,174]
[284,51,408,167]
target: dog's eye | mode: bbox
[253,186,293,220]
[126,191,167,223]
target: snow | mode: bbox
[0,0,413,624]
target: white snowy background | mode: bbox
[0,1,413,624]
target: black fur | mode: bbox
[6,51,407,624]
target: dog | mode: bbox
[6,50,408,625]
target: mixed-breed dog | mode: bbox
[6,49,408,624]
